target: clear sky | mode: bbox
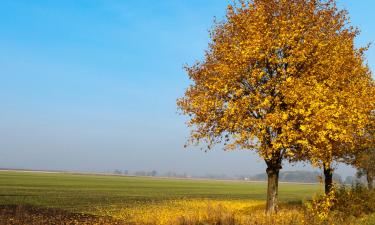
[0,0,373,177]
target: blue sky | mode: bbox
[0,0,373,177]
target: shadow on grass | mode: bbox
[0,194,37,197]
[0,204,126,225]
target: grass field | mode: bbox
[0,170,326,224]
[2,170,375,224]
[0,170,320,212]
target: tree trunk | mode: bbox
[266,164,281,214]
[323,165,333,195]
[367,171,374,190]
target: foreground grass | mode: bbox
[106,199,303,224]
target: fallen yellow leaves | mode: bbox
[95,199,311,225]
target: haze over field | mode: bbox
[0,0,374,177]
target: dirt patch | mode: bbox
[0,205,127,225]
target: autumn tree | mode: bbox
[352,114,375,190]
[355,149,375,190]
[285,22,375,193]
[286,20,375,193]
[177,0,374,213]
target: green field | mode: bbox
[0,170,320,214]
[3,170,375,225]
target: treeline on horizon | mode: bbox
[0,167,363,185]
[112,169,364,184]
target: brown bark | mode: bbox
[323,165,333,195]
[265,164,281,214]
[367,171,374,190]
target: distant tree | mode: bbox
[344,176,355,185]
[178,0,374,213]
[149,170,158,177]
[113,169,122,175]
[251,170,342,183]
[134,171,146,176]
[165,171,177,177]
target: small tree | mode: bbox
[353,116,375,190]
[178,0,374,213]
[356,151,375,190]
[279,2,375,194]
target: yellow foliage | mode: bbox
[177,0,375,170]
[100,199,263,225]
[305,187,337,221]
[96,199,314,225]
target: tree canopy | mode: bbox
[178,0,374,213]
